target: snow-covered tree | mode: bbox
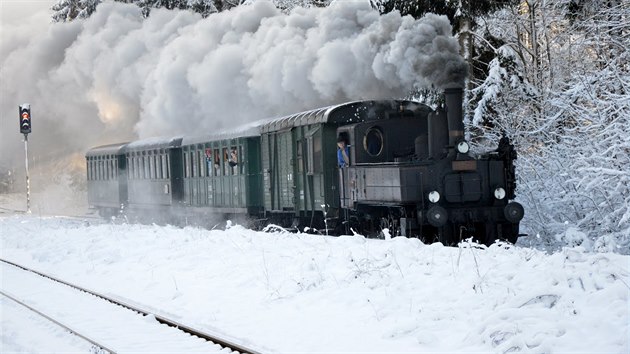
[244,0,331,12]
[188,0,218,17]
[52,0,102,22]
[135,0,189,17]
[468,0,630,252]
[51,0,338,20]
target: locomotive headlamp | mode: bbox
[427,206,448,227]
[504,202,525,223]
[494,187,506,200]
[428,191,440,203]
[456,141,470,154]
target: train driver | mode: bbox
[337,135,350,168]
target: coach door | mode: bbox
[262,129,297,212]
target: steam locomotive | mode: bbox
[86,88,523,245]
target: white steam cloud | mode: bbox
[0,1,465,169]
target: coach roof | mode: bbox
[260,100,430,133]
[85,142,129,157]
[123,136,183,152]
[181,119,271,146]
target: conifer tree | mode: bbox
[52,0,102,22]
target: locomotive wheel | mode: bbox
[98,208,115,219]
[439,224,456,246]
[500,223,519,244]
[474,223,496,246]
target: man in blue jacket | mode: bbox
[337,135,350,167]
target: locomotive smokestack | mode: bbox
[444,87,464,147]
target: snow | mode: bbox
[2,262,228,353]
[1,211,628,353]
[1,297,93,353]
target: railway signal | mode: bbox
[18,103,31,213]
[19,104,31,134]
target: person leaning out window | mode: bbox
[337,135,350,167]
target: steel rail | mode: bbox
[0,258,263,354]
[0,289,117,354]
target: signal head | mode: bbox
[19,104,31,134]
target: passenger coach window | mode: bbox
[184,151,190,178]
[214,149,220,176]
[297,141,304,173]
[314,137,322,172]
[162,155,169,179]
[154,155,159,179]
[153,155,163,179]
[306,137,312,174]
[204,148,212,176]
[138,156,143,179]
[229,146,238,175]
[144,156,149,179]
[137,156,141,179]
[305,127,322,174]
[239,146,244,174]
[149,155,155,179]
[198,150,205,177]
[191,151,197,177]
[223,148,230,175]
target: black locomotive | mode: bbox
[86,88,523,245]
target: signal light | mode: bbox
[19,104,31,134]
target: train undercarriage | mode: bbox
[328,203,521,246]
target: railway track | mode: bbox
[0,258,263,354]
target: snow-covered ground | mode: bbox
[1,190,628,353]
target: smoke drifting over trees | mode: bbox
[1,1,465,168]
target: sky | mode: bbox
[1,201,629,352]
[0,0,53,25]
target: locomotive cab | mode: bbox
[337,109,428,165]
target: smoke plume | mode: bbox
[0,1,466,170]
